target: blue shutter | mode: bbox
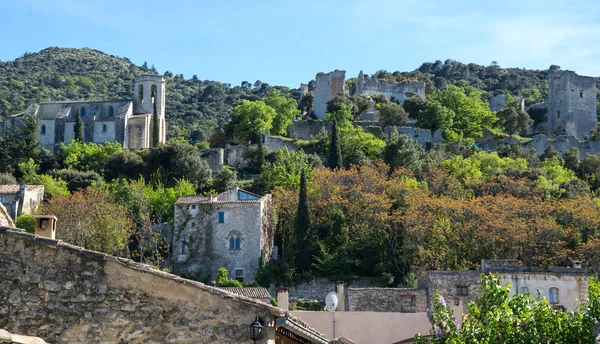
[229,237,235,249]
[218,212,224,223]
[235,237,241,249]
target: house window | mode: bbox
[181,245,186,254]
[580,92,583,98]
[519,286,529,294]
[229,235,241,250]
[191,204,196,210]
[218,211,224,223]
[235,269,244,282]
[229,237,235,249]
[108,106,114,118]
[235,237,241,249]
[81,107,86,117]
[557,111,560,118]
[190,222,196,228]
[549,288,559,304]
[456,286,469,296]
[102,124,107,132]
[41,125,46,135]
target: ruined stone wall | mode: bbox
[346,288,427,313]
[287,121,327,140]
[478,134,600,159]
[547,71,597,140]
[200,148,224,172]
[384,126,443,147]
[264,134,296,152]
[224,144,248,168]
[355,71,425,102]
[314,70,348,120]
[0,227,278,343]
[269,279,380,302]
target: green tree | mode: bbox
[212,169,237,193]
[383,128,424,175]
[327,121,343,170]
[325,103,353,127]
[563,147,581,173]
[264,89,300,135]
[152,99,160,147]
[379,102,408,127]
[259,148,313,191]
[299,92,314,115]
[416,274,600,343]
[496,108,533,135]
[232,100,276,140]
[144,142,211,190]
[216,267,243,287]
[15,214,35,234]
[295,169,316,272]
[402,95,427,118]
[74,108,83,142]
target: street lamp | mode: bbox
[249,315,262,343]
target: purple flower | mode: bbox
[433,325,444,339]
[454,319,461,330]
[438,295,446,308]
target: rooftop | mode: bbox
[0,185,44,194]
[218,287,272,299]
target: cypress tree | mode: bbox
[74,108,83,142]
[327,120,343,170]
[295,169,313,272]
[152,99,160,147]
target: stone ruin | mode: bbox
[313,70,348,120]
[355,70,426,103]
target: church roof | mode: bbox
[34,100,132,120]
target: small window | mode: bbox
[80,107,86,117]
[387,296,393,302]
[235,237,241,249]
[390,96,396,102]
[235,269,244,282]
[549,287,559,304]
[138,85,144,103]
[190,222,196,228]
[229,237,235,249]
[519,286,529,294]
[456,286,469,296]
[181,245,186,254]
[557,111,560,118]
[218,211,224,223]
[191,205,197,210]
[108,106,115,118]
[41,124,46,135]
[102,124,107,132]
[580,92,583,98]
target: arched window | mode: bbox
[549,288,559,304]
[41,124,46,135]
[80,107,86,117]
[102,124,107,132]
[138,85,144,103]
[108,106,114,118]
[227,231,241,250]
[151,84,157,104]
[519,286,529,294]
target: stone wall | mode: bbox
[419,271,482,314]
[269,279,379,302]
[0,227,279,343]
[355,71,425,102]
[314,70,348,120]
[384,126,443,147]
[346,288,427,313]
[200,148,224,172]
[287,121,327,140]
[478,133,600,159]
[264,134,296,152]
[547,70,597,140]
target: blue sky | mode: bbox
[1,0,599,88]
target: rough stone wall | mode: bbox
[0,228,278,343]
[547,71,597,140]
[346,288,427,313]
[224,144,248,168]
[200,148,224,172]
[20,187,43,216]
[314,70,348,120]
[92,121,116,144]
[173,199,271,283]
[355,71,425,102]
[269,279,380,302]
[478,133,600,160]
[384,126,443,147]
[127,115,151,149]
[287,121,327,140]
[419,271,482,314]
[264,134,296,152]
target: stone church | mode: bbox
[1,75,166,152]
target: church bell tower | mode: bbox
[133,75,166,144]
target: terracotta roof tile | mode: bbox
[219,287,271,299]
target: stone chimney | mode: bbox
[277,288,289,311]
[336,282,345,312]
[34,215,57,239]
[573,260,582,269]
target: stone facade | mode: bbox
[200,148,224,172]
[314,70,348,120]
[384,126,443,147]
[0,185,44,220]
[287,121,327,140]
[172,187,274,283]
[1,75,166,152]
[355,70,425,103]
[546,70,597,140]
[478,132,600,159]
[346,288,427,313]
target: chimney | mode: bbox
[277,288,289,311]
[573,260,582,269]
[336,282,345,312]
[34,215,57,239]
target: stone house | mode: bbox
[1,75,166,152]
[355,70,426,103]
[0,185,44,220]
[172,187,274,283]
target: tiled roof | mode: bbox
[175,195,211,204]
[219,287,271,299]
